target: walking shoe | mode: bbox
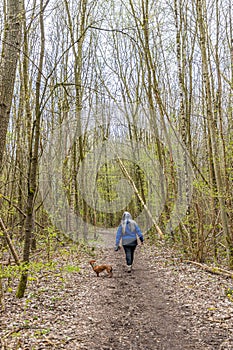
[127,265,132,273]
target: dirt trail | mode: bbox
[74,229,233,350]
[78,246,202,350]
[1,229,233,349]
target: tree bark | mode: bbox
[64,0,89,240]
[16,0,46,298]
[0,0,23,170]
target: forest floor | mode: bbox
[1,229,233,349]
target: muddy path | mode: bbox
[1,230,233,349]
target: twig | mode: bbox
[2,327,22,339]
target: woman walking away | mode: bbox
[115,211,144,273]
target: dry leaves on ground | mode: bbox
[0,243,233,349]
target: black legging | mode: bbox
[123,245,137,266]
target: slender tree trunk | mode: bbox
[174,0,197,253]
[16,0,46,298]
[64,0,89,239]
[0,0,23,170]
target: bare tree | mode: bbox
[16,0,48,298]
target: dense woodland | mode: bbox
[0,0,233,298]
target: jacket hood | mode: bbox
[122,211,132,221]
[121,212,135,233]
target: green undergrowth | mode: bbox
[0,240,96,297]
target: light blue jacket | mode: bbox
[116,212,144,247]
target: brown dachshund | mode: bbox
[89,260,113,278]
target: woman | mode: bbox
[115,211,144,272]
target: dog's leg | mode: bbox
[107,267,113,278]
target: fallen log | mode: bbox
[184,260,233,278]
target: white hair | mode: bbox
[121,211,136,234]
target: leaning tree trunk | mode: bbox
[0,0,23,170]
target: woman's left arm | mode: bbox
[135,225,144,243]
[115,225,122,248]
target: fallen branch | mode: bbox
[0,218,20,265]
[184,260,233,278]
[116,156,164,239]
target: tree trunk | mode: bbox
[16,0,46,298]
[64,0,89,240]
[0,0,23,170]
